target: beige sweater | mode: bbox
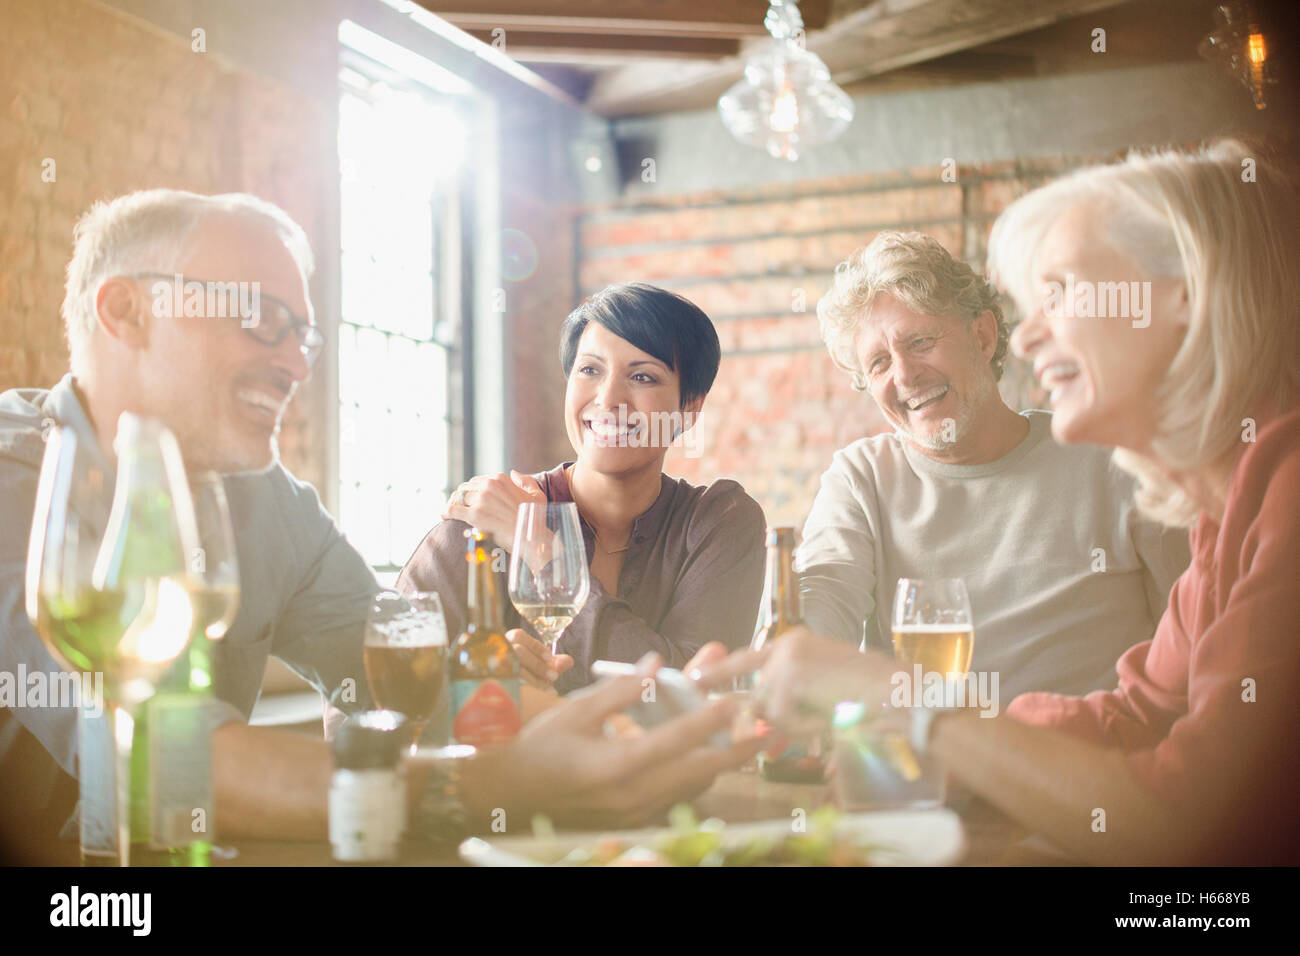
[795,411,1191,701]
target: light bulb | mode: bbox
[1247,33,1265,65]
[771,87,799,133]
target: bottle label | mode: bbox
[450,679,521,746]
[329,771,405,862]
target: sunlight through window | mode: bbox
[337,57,462,584]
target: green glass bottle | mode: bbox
[126,474,237,866]
[72,414,202,866]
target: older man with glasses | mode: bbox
[0,189,756,861]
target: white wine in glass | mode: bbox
[507,602,580,641]
[188,474,240,642]
[508,502,590,654]
[26,416,201,866]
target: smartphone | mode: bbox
[590,660,731,748]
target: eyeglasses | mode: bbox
[127,272,325,367]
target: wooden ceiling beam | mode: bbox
[426,0,830,31]
[444,14,769,39]
[586,0,1135,116]
[464,30,742,58]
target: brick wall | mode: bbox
[577,156,1107,527]
[0,0,330,489]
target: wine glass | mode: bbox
[363,591,448,750]
[508,502,590,654]
[26,417,200,865]
[189,475,240,644]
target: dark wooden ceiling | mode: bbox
[417,0,1234,115]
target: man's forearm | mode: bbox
[212,722,332,841]
[798,572,873,646]
[932,712,1205,864]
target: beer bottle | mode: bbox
[752,527,825,783]
[449,528,521,746]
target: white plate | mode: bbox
[459,809,967,867]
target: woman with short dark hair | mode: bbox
[399,282,766,693]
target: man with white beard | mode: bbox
[797,231,1190,700]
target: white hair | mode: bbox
[61,189,314,374]
[988,140,1300,527]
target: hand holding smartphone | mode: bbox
[590,660,733,748]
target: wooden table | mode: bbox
[220,772,1073,866]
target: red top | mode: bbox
[1006,408,1300,864]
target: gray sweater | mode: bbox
[795,411,1191,701]
[1,376,380,781]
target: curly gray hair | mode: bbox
[817,231,1009,390]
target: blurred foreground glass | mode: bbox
[508,502,590,654]
[363,591,448,749]
[188,476,240,643]
[27,417,200,864]
[128,474,240,865]
[833,578,974,811]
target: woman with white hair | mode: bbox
[745,139,1300,864]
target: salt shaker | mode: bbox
[329,711,408,863]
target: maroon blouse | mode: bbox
[397,464,767,694]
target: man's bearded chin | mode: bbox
[183,426,281,477]
[893,373,996,452]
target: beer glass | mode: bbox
[508,502,590,654]
[890,578,974,678]
[833,578,973,810]
[363,591,448,749]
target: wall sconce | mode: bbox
[1198,0,1279,109]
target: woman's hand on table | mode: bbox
[460,653,765,828]
[507,628,574,690]
[442,469,546,544]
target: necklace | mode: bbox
[565,465,633,554]
[593,530,631,555]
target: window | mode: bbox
[336,50,468,585]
